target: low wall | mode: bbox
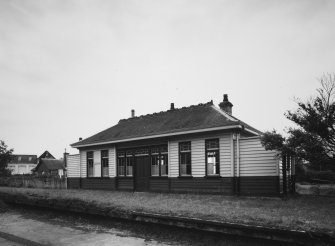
[68,176,281,195]
[239,176,279,195]
[296,183,335,196]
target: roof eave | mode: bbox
[71,125,243,148]
[244,127,262,136]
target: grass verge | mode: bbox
[0,187,334,234]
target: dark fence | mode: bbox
[280,155,296,195]
[0,175,67,189]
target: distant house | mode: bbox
[8,155,38,175]
[38,150,55,160]
[34,159,65,177]
[67,94,294,195]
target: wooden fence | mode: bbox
[0,175,67,189]
[279,155,296,195]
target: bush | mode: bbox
[296,166,335,184]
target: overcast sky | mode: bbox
[1,0,335,158]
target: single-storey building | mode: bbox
[68,95,291,195]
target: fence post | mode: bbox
[291,157,296,193]
[282,154,287,196]
[287,156,291,193]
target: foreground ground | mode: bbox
[1,205,286,246]
[0,187,334,234]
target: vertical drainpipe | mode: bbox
[79,150,82,189]
[236,133,240,195]
[114,147,117,189]
[230,133,235,194]
[168,140,171,192]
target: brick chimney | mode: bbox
[63,150,69,167]
[219,94,233,115]
[170,103,175,110]
[131,109,135,118]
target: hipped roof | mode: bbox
[72,101,261,148]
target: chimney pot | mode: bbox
[219,94,233,115]
[131,109,135,118]
[79,137,82,141]
[170,103,175,110]
[223,94,228,101]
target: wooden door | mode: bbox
[135,156,150,191]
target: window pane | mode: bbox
[206,139,219,150]
[101,150,109,177]
[101,150,108,158]
[160,145,168,153]
[87,151,93,159]
[180,142,191,152]
[134,148,149,156]
[207,150,219,175]
[180,152,191,175]
[87,151,94,177]
[160,154,168,176]
[117,151,125,157]
[88,159,94,177]
[126,157,133,176]
[102,167,109,177]
[117,158,125,176]
[151,147,160,154]
[151,155,159,176]
[102,158,108,167]
[102,157,109,177]
[186,163,191,175]
[180,164,186,175]
[180,164,191,175]
[186,152,191,164]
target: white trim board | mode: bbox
[72,125,243,148]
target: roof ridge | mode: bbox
[12,154,37,156]
[118,101,214,123]
[210,105,239,122]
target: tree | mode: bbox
[0,140,13,176]
[261,74,335,171]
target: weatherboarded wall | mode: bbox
[75,147,116,178]
[67,154,80,178]
[169,132,231,177]
[238,137,279,195]
[239,137,278,177]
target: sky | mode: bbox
[1,0,335,158]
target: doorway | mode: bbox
[135,156,150,191]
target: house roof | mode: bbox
[34,158,65,172]
[72,101,262,148]
[38,150,55,160]
[10,155,38,164]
